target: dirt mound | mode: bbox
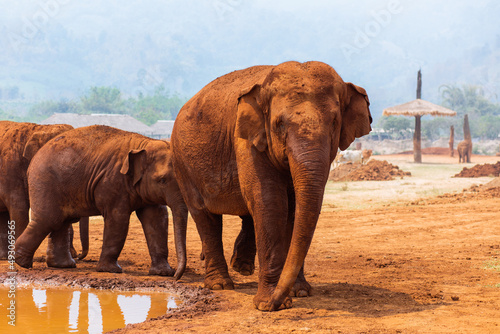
[482,176,500,189]
[399,147,454,155]
[329,160,411,181]
[453,161,500,177]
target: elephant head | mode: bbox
[120,140,187,280]
[235,61,372,309]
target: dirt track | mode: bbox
[2,154,500,333]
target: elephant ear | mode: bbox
[23,131,56,161]
[339,83,373,151]
[235,84,267,152]
[120,149,147,186]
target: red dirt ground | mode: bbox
[2,153,500,333]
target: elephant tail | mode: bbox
[77,217,89,260]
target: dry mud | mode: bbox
[2,153,500,333]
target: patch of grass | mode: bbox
[483,258,500,272]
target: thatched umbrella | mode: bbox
[383,71,456,163]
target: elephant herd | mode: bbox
[1,61,372,311]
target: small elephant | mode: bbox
[15,125,188,279]
[171,61,372,311]
[0,121,89,260]
[457,140,471,163]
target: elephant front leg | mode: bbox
[193,209,234,290]
[136,205,175,277]
[46,224,76,268]
[97,212,130,273]
[230,215,256,276]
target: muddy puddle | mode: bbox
[0,284,181,333]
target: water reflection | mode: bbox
[0,286,179,334]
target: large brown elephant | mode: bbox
[171,61,372,311]
[0,121,89,260]
[15,125,188,279]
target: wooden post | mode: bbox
[414,69,422,163]
[413,115,422,163]
[449,125,454,157]
[416,70,422,99]
[463,114,472,162]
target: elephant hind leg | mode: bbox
[193,209,234,290]
[230,215,256,276]
[15,219,54,269]
[46,223,77,268]
[0,211,10,259]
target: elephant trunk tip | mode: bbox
[77,249,88,260]
[173,263,186,281]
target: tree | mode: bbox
[131,85,186,125]
[27,100,82,122]
[81,86,127,114]
[436,84,500,139]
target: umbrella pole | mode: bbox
[414,115,422,163]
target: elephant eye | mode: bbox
[274,117,286,138]
[157,175,169,184]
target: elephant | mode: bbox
[0,121,88,261]
[171,61,372,311]
[14,125,188,279]
[457,140,471,163]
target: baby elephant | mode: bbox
[15,125,188,279]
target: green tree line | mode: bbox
[377,84,500,140]
[2,85,187,126]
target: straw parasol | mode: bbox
[383,70,456,163]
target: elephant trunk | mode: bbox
[172,204,188,280]
[269,147,330,310]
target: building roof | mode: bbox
[383,99,457,117]
[150,120,175,139]
[41,113,153,136]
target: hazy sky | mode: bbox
[1,0,498,119]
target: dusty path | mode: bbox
[2,154,500,333]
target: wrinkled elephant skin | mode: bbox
[0,121,75,259]
[15,125,188,279]
[171,61,372,311]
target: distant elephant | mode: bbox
[15,125,188,279]
[457,140,471,163]
[0,121,88,260]
[171,61,372,311]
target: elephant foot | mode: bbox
[290,279,312,297]
[0,248,8,260]
[96,261,123,273]
[149,264,175,277]
[253,292,293,311]
[204,276,234,290]
[230,255,255,276]
[15,247,34,269]
[46,253,76,268]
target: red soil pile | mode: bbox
[329,160,411,182]
[453,161,500,178]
